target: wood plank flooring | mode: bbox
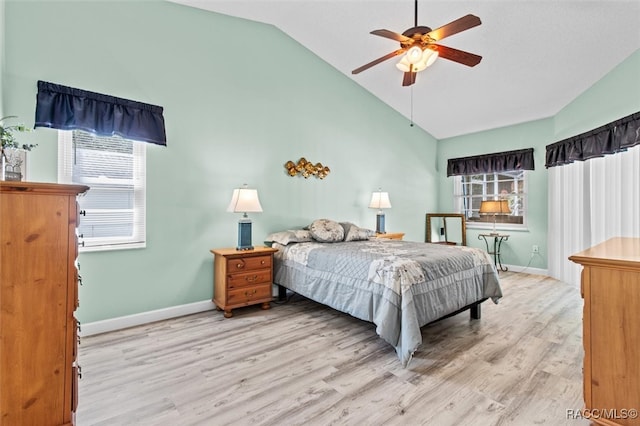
[77,272,590,425]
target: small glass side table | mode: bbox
[478,233,510,272]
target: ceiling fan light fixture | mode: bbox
[397,56,426,72]
[422,48,439,67]
[397,50,435,73]
[406,46,423,64]
[396,56,411,72]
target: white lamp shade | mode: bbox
[227,187,263,213]
[406,46,423,64]
[369,191,392,209]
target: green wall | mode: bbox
[3,1,438,323]
[3,0,638,324]
[437,49,640,270]
[437,119,553,269]
[554,49,640,139]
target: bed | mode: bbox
[268,221,502,368]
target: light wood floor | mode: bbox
[77,272,590,426]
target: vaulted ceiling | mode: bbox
[171,0,640,139]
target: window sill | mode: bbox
[80,241,146,253]
[466,223,529,233]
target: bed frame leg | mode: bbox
[470,302,481,320]
[277,284,287,302]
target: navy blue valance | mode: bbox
[34,80,166,146]
[545,111,639,168]
[447,148,535,177]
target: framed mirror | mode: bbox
[425,213,467,246]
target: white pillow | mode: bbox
[308,219,345,243]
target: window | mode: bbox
[58,130,146,251]
[454,170,527,230]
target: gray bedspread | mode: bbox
[273,239,502,367]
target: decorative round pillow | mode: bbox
[309,219,344,243]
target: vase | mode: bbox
[1,148,25,181]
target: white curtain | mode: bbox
[548,145,640,285]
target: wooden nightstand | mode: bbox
[210,246,278,318]
[373,232,405,240]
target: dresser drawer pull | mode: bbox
[245,275,258,282]
[236,262,245,269]
[78,274,83,286]
[244,289,257,297]
[77,365,82,379]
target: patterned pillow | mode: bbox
[341,222,375,242]
[309,219,345,243]
[265,229,312,245]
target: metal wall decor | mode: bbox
[285,157,330,179]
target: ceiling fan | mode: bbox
[352,0,483,87]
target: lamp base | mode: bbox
[376,213,386,234]
[236,218,254,251]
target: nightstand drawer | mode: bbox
[227,255,272,272]
[228,269,272,288]
[227,285,272,305]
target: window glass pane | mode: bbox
[58,130,146,251]
[454,172,527,229]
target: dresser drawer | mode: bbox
[227,255,272,272]
[227,284,272,305]
[228,269,272,288]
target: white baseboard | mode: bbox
[80,300,216,337]
[80,266,548,336]
[502,264,548,276]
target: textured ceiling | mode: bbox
[171,0,640,139]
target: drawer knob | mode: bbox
[236,262,245,269]
[244,289,257,296]
[246,275,258,282]
[261,260,265,265]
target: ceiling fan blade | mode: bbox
[433,44,482,67]
[424,14,481,42]
[402,71,417,87]
[352,48,406,74]
[371,29,413,43]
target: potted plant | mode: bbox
[0,116,36,181]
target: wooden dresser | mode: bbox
[1,181,89,425]
[569,237,640,426]
[210,246,278,318]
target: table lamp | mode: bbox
[479,199,511,235]
[369,188,392,234]
[227,184,263,250]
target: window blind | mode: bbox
[58,131,146,251]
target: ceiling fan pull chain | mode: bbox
[410,86,415,127]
